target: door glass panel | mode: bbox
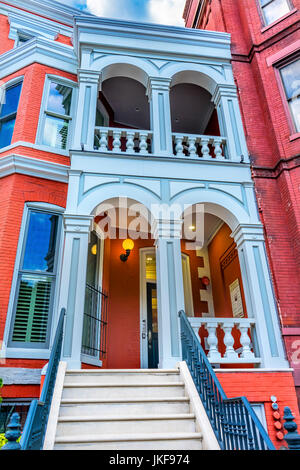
[151,288,158,333]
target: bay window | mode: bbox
[40,78,75,150]
[0,81,22,149]
[280,58,300,133]
[9,209,62,348]
[260,0,292,25]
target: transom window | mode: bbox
[0,81,22,148]
[280,58,300,133]
[41,80,74,150]
[9,209,62,348]
[260,0,292,26]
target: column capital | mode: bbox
[77,69,102,87]
[63,214,94,234]
[152,218,183,241]
[231,224,265,248]
[211,83,237,106]
[146,76,172,98]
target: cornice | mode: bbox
[0,0,93,27]
[251,154,300,179]
[0,154,70,183]
[0,36,78,78]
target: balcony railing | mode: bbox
[188,317,261,365]
[94,127,153,154]
[94,126,227,160]
[173,133,227,159]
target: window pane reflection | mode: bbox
[47,82,72,116]
[42,115,69,149]
[0,118,15,148]
[0,83,22,118]
[262,0,290,25]
[22,212,59,272]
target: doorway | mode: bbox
[146,282,159,369]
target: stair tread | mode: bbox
[61,396,189,404]
[58,413,195,423]
[65,369,179,374]
[63,382,184,388]
[55,432,203,443]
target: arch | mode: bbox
[172,188,254,231]
[163,62,228,95]
[77,182,161,219]
[91,55,158,87]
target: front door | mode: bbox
[146,282,159,369]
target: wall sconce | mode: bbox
[120,239,134,262]
[91,244,97,256]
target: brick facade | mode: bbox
[184,0,300,400]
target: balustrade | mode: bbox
[172,133,227,159]
[188,317,261,365]
[94,127,153,155]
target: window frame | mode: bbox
[275,53,300,137]
[258,0,294,27]
[0,77,23,149]
[36,75,77,152]
[2,203,65,358]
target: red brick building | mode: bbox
[184,0,300,404]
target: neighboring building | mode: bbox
[183,0,300,407]
[0,0,299,448]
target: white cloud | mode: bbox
[86,0,186,25]
[147,0,185,26]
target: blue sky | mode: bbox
[61,0,186,26]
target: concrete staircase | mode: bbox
[44,363,220,450]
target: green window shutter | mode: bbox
[12,275,52,344]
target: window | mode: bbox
[280,58,300,133]
[260,0,292,25]
[0,81,22,148]
[41,80,74,150]
[9,210,62,348]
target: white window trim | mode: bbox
[36,74,78,152]
[1,202,65,360]
[251,403,268,432]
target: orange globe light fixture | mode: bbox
[120,239,134,262]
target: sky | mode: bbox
[61,0,186,26]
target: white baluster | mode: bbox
[99,130,108,152]
[200,137,210,159]
[239,323,255,360]
[221,322,238,360]
[126,131,135,154]
[213,137,224,159]
[188,136,197,157]
[206,321,221,362]
[112,130,122,153]
[139,132,149,155]
[175,135,184,157]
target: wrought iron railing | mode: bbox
[179,310,275,450]
[82,284,108,360]
[18,308,66,450]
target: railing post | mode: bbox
[1,413,22,450]
[283,407,300,450]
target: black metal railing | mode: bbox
[179,310,276,450]
[82,284,108,360]
[16,308,66,450]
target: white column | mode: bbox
[147,77,173,156]
[58,214,93,369]
[232,224,289,368]
[212,85,249,163]
[154,219,185,368]
[72,69,101,151]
